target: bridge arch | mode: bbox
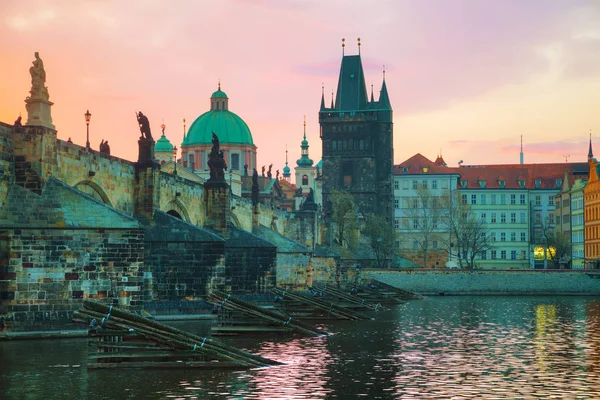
[162,199,191,223]
[73,180,112,206]
[230,212,241,228]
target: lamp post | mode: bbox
[173,146,178,176]
[84,109,92,150]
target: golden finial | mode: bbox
[342,38,345,55]
[383,64,386,81]
[357,37,361,54]
[183,118,187,139]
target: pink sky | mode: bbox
[1,0,600,173]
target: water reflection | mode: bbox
[3,297,600,399]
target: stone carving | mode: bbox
[136,112,153,140]
[294,187,303,197]
[13,116,22,127]
[305,188,315,204]
[100,140,111,155]
[244,164,248,176]
[262,165,265,176]
[208,133,226,182]
[276,170,280,180]
[28,52,49,100]
[267,164,273,178]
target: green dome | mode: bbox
[283,165,291,175]
[211,89,228,99]
[155,134,174,152]
[183,109,254,146]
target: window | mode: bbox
[520,194,526,205]
[432,197,438,208]
[394,219,400,229]
[188,153,195,170]
[535,195,541,206]
[433,240,438,249]
[498,180,506,188]
[556,179,562,188]
[549,214,555,224]
[422,180,428,189]
[491,232,496,241]
[481,212,487,222]
[461,180,468,188]
[481,194,487,205]
[422,167,429,173]
[520,212,526,223]
[491,213,497,223]
[501,232,506,242]
[511,232,516,242]
[471,194,477,205]
[518,180,525,188]
[394,180,399,190]
[491,194,497,205]
[501,250,507,260]
[394,199,399,209]
[412,181,418,189]
[535,180,541,188]
[549,197,554,206]
[510,194,516,205]
[556,216,561,225]
[479,180,486,188]
[461,194,467,204]
[520,250,526,259]
[480,251,487,260]
[500,194,506,205]
[342,162,353,187]
[556,200,561,209]
[413,198,419,208]
[491,250,497,259]
[231,153,240,170]
[432,180,438,189]
[501,213,506,223]
[302,174,309,185]
[510,213,516,223]
[510,250,517,260]
[535,212,542,224]
[413,219,418,229]
[521,232,526,242]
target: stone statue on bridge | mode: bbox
[28,52,49,100]
[207,133,226,182]
[252,168,259,206]
[136,112,153,140]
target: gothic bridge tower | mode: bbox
[319,40,394,222]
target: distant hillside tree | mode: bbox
[329,189,359,248]
[363,213,396,268]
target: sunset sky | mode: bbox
[1,0,600,173]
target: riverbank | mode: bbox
[365,268,600,295]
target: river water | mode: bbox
[3,296,600,399]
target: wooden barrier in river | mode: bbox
[73,300,281,369]
[311,284,384,311]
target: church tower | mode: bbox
[295,116,315,194]
[319,39,394,221]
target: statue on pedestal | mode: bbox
[136,112,153,140]
[28,52,49,100]
[251,168,259,206]
[207,132,226,182]
[267,164,273,178]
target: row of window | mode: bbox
[461,193,537,206]
[482,250,527,260]
[394,180,450,190]
[489,231,528,242]
[325,139,370,152]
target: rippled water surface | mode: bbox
[3,296,600,399]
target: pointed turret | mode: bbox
[334,54,368,111]
[589,131,594,161]
[320,85,326,111]
[330,90,334,108]
[296,116,313,167]
[370,83,374,103]
[378,79,391,110]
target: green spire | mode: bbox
[283,145,291,177]
[320,83,326,111]
[378,68,391,110]
[296,116,313,167]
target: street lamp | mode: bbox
[84,109,91,150]
[173,146,178,176]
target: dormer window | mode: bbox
[422,167,429,173]
[498,180,505,188]
[460,180,468,188]
[556,179,562,188]
[478,180,486,188]
[518,180,525,188]
[535,180,541,188]
[402,167,408,174]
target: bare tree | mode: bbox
[363,213,396,268]
[440,191,492,269]
[329,189,359,248]
[401,185,444,268]
[539,217,572,269]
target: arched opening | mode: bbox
[302,175,308,186]
[74,180,112,206]
[230,212,241,228]
[167,210,183,220]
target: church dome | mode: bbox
[182,85,254,147]
[155,133,174,153]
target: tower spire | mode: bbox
[357,37,361,55]
[331,89,334,108]
[303,114,307,140]
[520,135,524,164]
[589,129,594,161]
[218,79,221,90]
[320,82,326,110]
[183,118,186,142]
[341,38,345,56]
[370,82,374,103]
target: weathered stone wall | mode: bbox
[275,253,312,288]
[365,269,600,295]
[0,123,13,209]
[0,227,145,327]
[55,140,136,213]
[225,247,276,293]
[159,172,205,225]
[310,256,338,285]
